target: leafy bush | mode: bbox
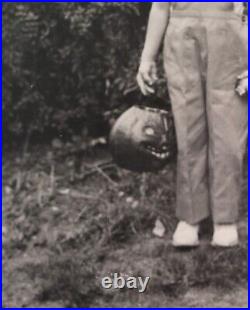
[3,3,151,142]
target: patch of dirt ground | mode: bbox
[3,147,248,308]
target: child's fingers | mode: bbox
[235,86,247,96]
[237,70,248,80]
[141,82,155,95]
[141,70,153,86]
[151,66,158,82]
[144,84,155,94]
[235,86,246,96]
[235,79,248,96]
[152,73,158,82]
[136,61,157,95]
[137,73,155,95]
[136,73,148,95]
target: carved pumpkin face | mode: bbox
[109,105,176,172]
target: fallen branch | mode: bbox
[58,188,113,205]
[93,165,119,188]
[74,162,118,183]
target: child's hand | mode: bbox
[235,70,248,96]
[137,61,158,96]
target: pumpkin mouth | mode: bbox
[144,144,170,160]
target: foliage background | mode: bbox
[3,3,153,145]
[3,2,248,146]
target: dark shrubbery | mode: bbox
[3,3,151,143]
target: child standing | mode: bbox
[137,2,248,247]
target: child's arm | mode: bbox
[137,3,171,95]
[141,3,171,62]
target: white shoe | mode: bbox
[211,224,239,247]
[172,221,199,247]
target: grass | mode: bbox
[3,145,248,307]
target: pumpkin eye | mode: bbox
[144,127,155,136]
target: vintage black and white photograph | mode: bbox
[3,2,248,308]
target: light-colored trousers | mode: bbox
[164,10,248,224]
